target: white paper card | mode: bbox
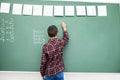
[87,6,96,16]
[12,4,22,15]
[0,3,10,13]
[43,5,53,16]
[23,4,32,15]
[76,6,86,16]
[98,5,107,16]
[33,5,42,16]
[65,6,74,16]
[54,6,63,16]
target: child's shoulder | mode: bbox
[42,41,50,48]
[42,43,47,49]
[58,38,63,42]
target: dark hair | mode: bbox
[47,25,58,37]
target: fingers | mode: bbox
[62,22,66,27]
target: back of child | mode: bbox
[40,22,69,80]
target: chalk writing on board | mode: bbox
[33,29,45,45]
[54,20,63,26]
[0,18,15,43]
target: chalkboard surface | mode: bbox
[0,1,120,72]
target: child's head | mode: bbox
[47,25,58,38]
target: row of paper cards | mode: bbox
[0,2,107,16]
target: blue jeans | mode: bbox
[45,72,64,80]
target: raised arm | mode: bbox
[61,22,69,46]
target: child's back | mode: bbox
[40,22,69,80]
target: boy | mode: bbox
[40,22,69,80]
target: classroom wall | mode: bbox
[0,0,120,80]
[0,1,120,72]
[0,71,120,80]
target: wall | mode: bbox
[0,0,120,80]
[0,1,120,72]
[0,71,120,80]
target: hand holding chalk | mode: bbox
[61,22,67,32]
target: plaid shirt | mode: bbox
[40,31,69,76]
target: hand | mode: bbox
[61,22,67,31]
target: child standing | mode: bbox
[40,22,69,80]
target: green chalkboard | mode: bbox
[0,1,120,72]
